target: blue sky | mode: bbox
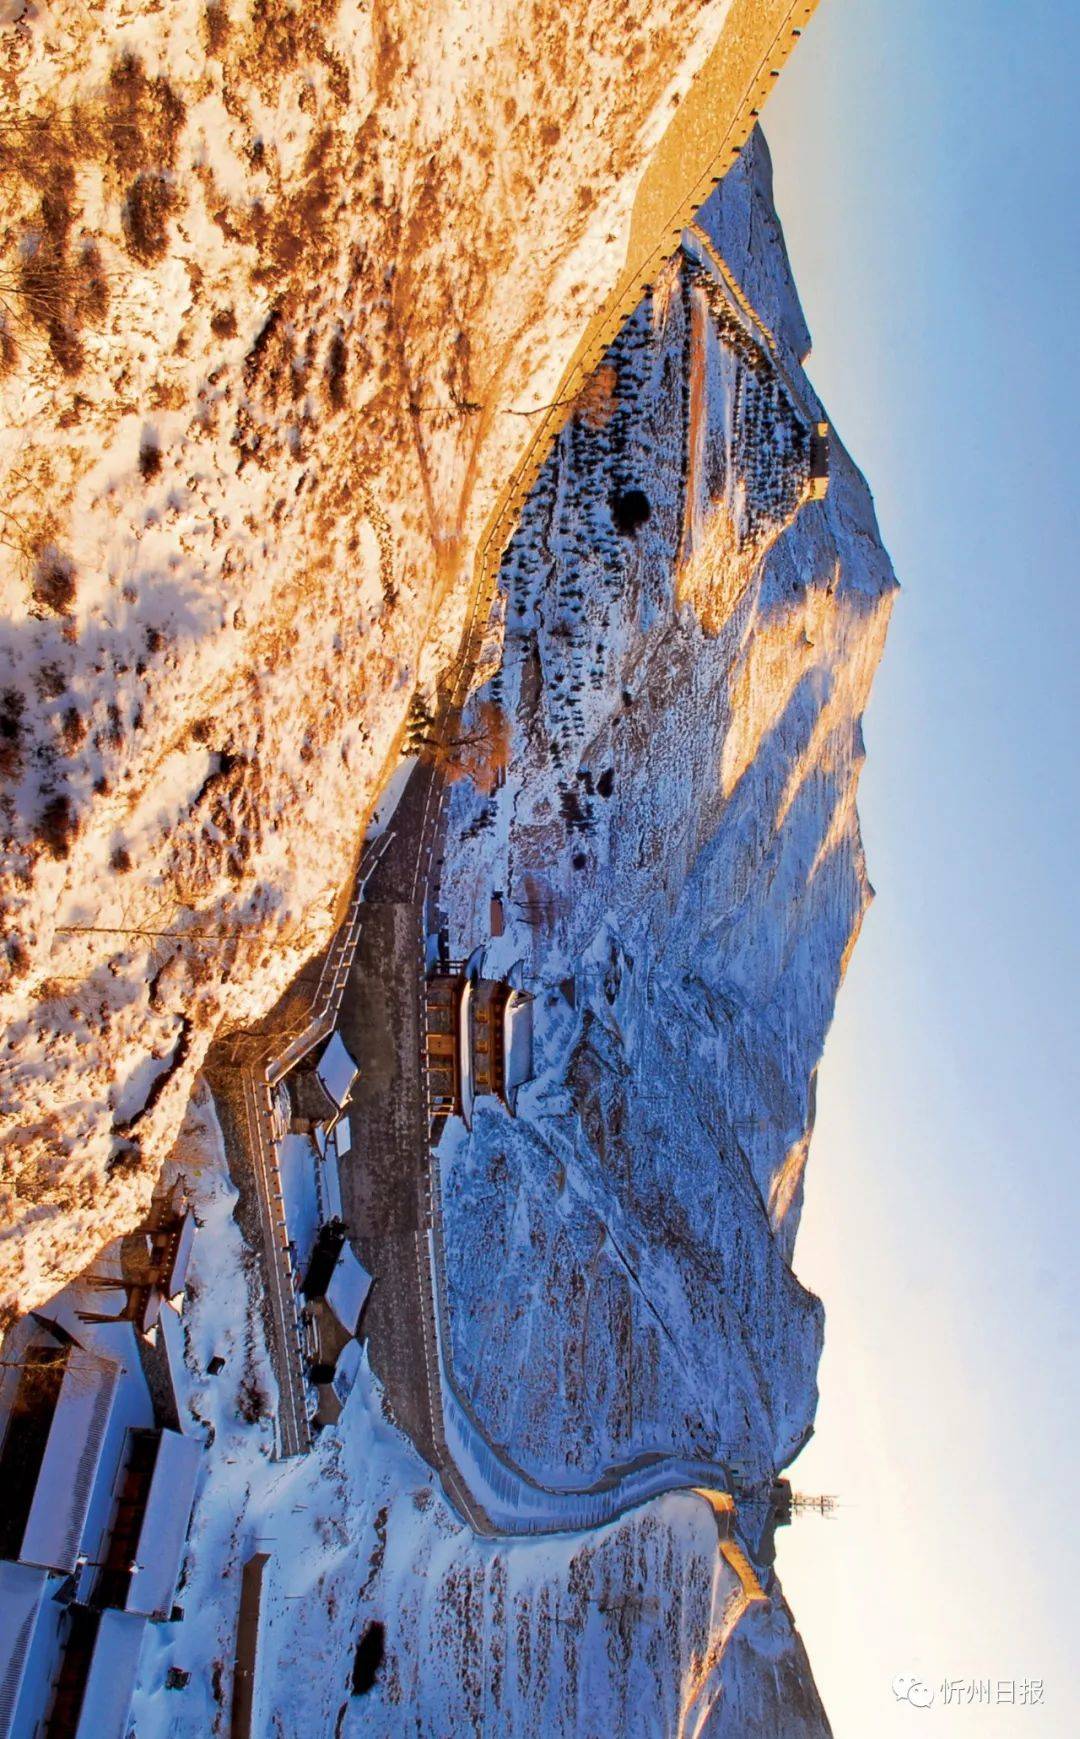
[761,2,1079,1732]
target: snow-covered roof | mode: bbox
[316,1032,359,1113]
[163,1210,196,1297]
[503,991,534,1095]
[458,977,475,1129]
[69,1608,147,1739]
[10,1347,120,1573]
[123,1429,201,1619]
[328,1337,362,1407]
[318,1143,343,1223]
[325,1243,371,1337]
[0,1562,46,1737]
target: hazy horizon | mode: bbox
[765,2,1079,1732]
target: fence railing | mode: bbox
[265,830,394,1089]
[239,1068,311,1458]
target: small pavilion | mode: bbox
[425,950,534,1128]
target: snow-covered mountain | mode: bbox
[131,131,890,1737]
[2,4,895,1732]
[436,131,894,1498]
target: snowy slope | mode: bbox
[435,132,895,1493]
[128,1085,831,1738]
[125,131,886,1737]
[0,0,743,1312]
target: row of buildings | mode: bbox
[281,947,534,1425]
[0,1187,200,1738]
[279,1031,372,1430]
[0,936,534,1734]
